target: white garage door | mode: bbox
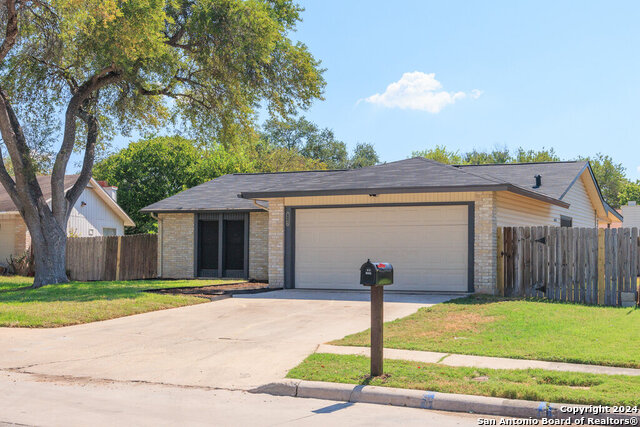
[294,205,469,292]
[0,219,15,267]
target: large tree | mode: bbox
[0,0,324,287]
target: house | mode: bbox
[0,175,135,266]
[621,201,640,228]
[141,158,622,294]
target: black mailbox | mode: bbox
[360,259,393,286]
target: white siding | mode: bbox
[497,172,597,228]
[550,174,597,227]
[0,217,15,266]
[67,186,125,236]
[622,204,640,228]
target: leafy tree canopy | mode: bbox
[261,116,379,168]
[350,143,379,168]
[411,145,463,165]
[618,181,640,207]
[412,146,560,166]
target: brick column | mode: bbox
[474,192,497,294]
[249,211,269,281]
[158,213,195,279]
[267,198,285,288]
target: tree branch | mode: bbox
[50,68,123,224]
[0,0,18,63]
[64,107,97,219]
[0,88,46,217]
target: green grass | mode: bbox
[0,276,239,327]
[333,295,640,368]
[288,353,640,406]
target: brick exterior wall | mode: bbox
[151,192,499,293]
[13,217,30,255]
[267,198,285,288]
[158,213,195,279]
[473,192,497,294]
[249,211,269,281]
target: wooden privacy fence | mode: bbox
[498,226,639,306]
[65,234,157,281]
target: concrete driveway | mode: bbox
[0,290,453,390]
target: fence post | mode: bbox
[115,235,122,281]
[497,227,504,296]
[598,229,605,305]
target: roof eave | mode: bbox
[140,207,262,214]
[239,184,570,208]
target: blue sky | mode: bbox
[286,0,640,179]
[107,1,640,179]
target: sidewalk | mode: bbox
[317,344,640,376]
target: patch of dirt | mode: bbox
[472,375,490,382]
[413,311,497,340]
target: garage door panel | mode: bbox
[294,205,469,292]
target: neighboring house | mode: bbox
[141,158,622,294]
[0,175,135,266]
[621,201,640,228]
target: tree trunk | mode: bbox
[30,222,68,288]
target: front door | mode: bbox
[198,220,219,277]
[223,220,245,277]
[197,214,247,278]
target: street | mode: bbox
[0,371,496,426]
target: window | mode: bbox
[103,228,117,236]
[560,215,572,228]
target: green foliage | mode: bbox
[578,154,628,208]
[1,0,326,150]
[618,180,640,206]
[261,116,379,169]
[413,146,560,166]
[464,146,511,165]
[515,147,560,163]
[350,143,379,168]
[411,145,463,164]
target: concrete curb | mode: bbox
[250,380,640,422]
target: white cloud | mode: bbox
[637,165,640,173]
[363,72,481,113]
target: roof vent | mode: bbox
[629,201,637,207]
[533,174,542,189]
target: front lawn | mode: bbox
[288,353,640,406]
[0,276,239,327]
[333,296,640,368]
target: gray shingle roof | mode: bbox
[140,170,341,212]
[0,175,79,213]
[142,158,590,213]
[455,161,589,201]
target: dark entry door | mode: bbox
[198,220,219,277]
[223,220,245,277]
